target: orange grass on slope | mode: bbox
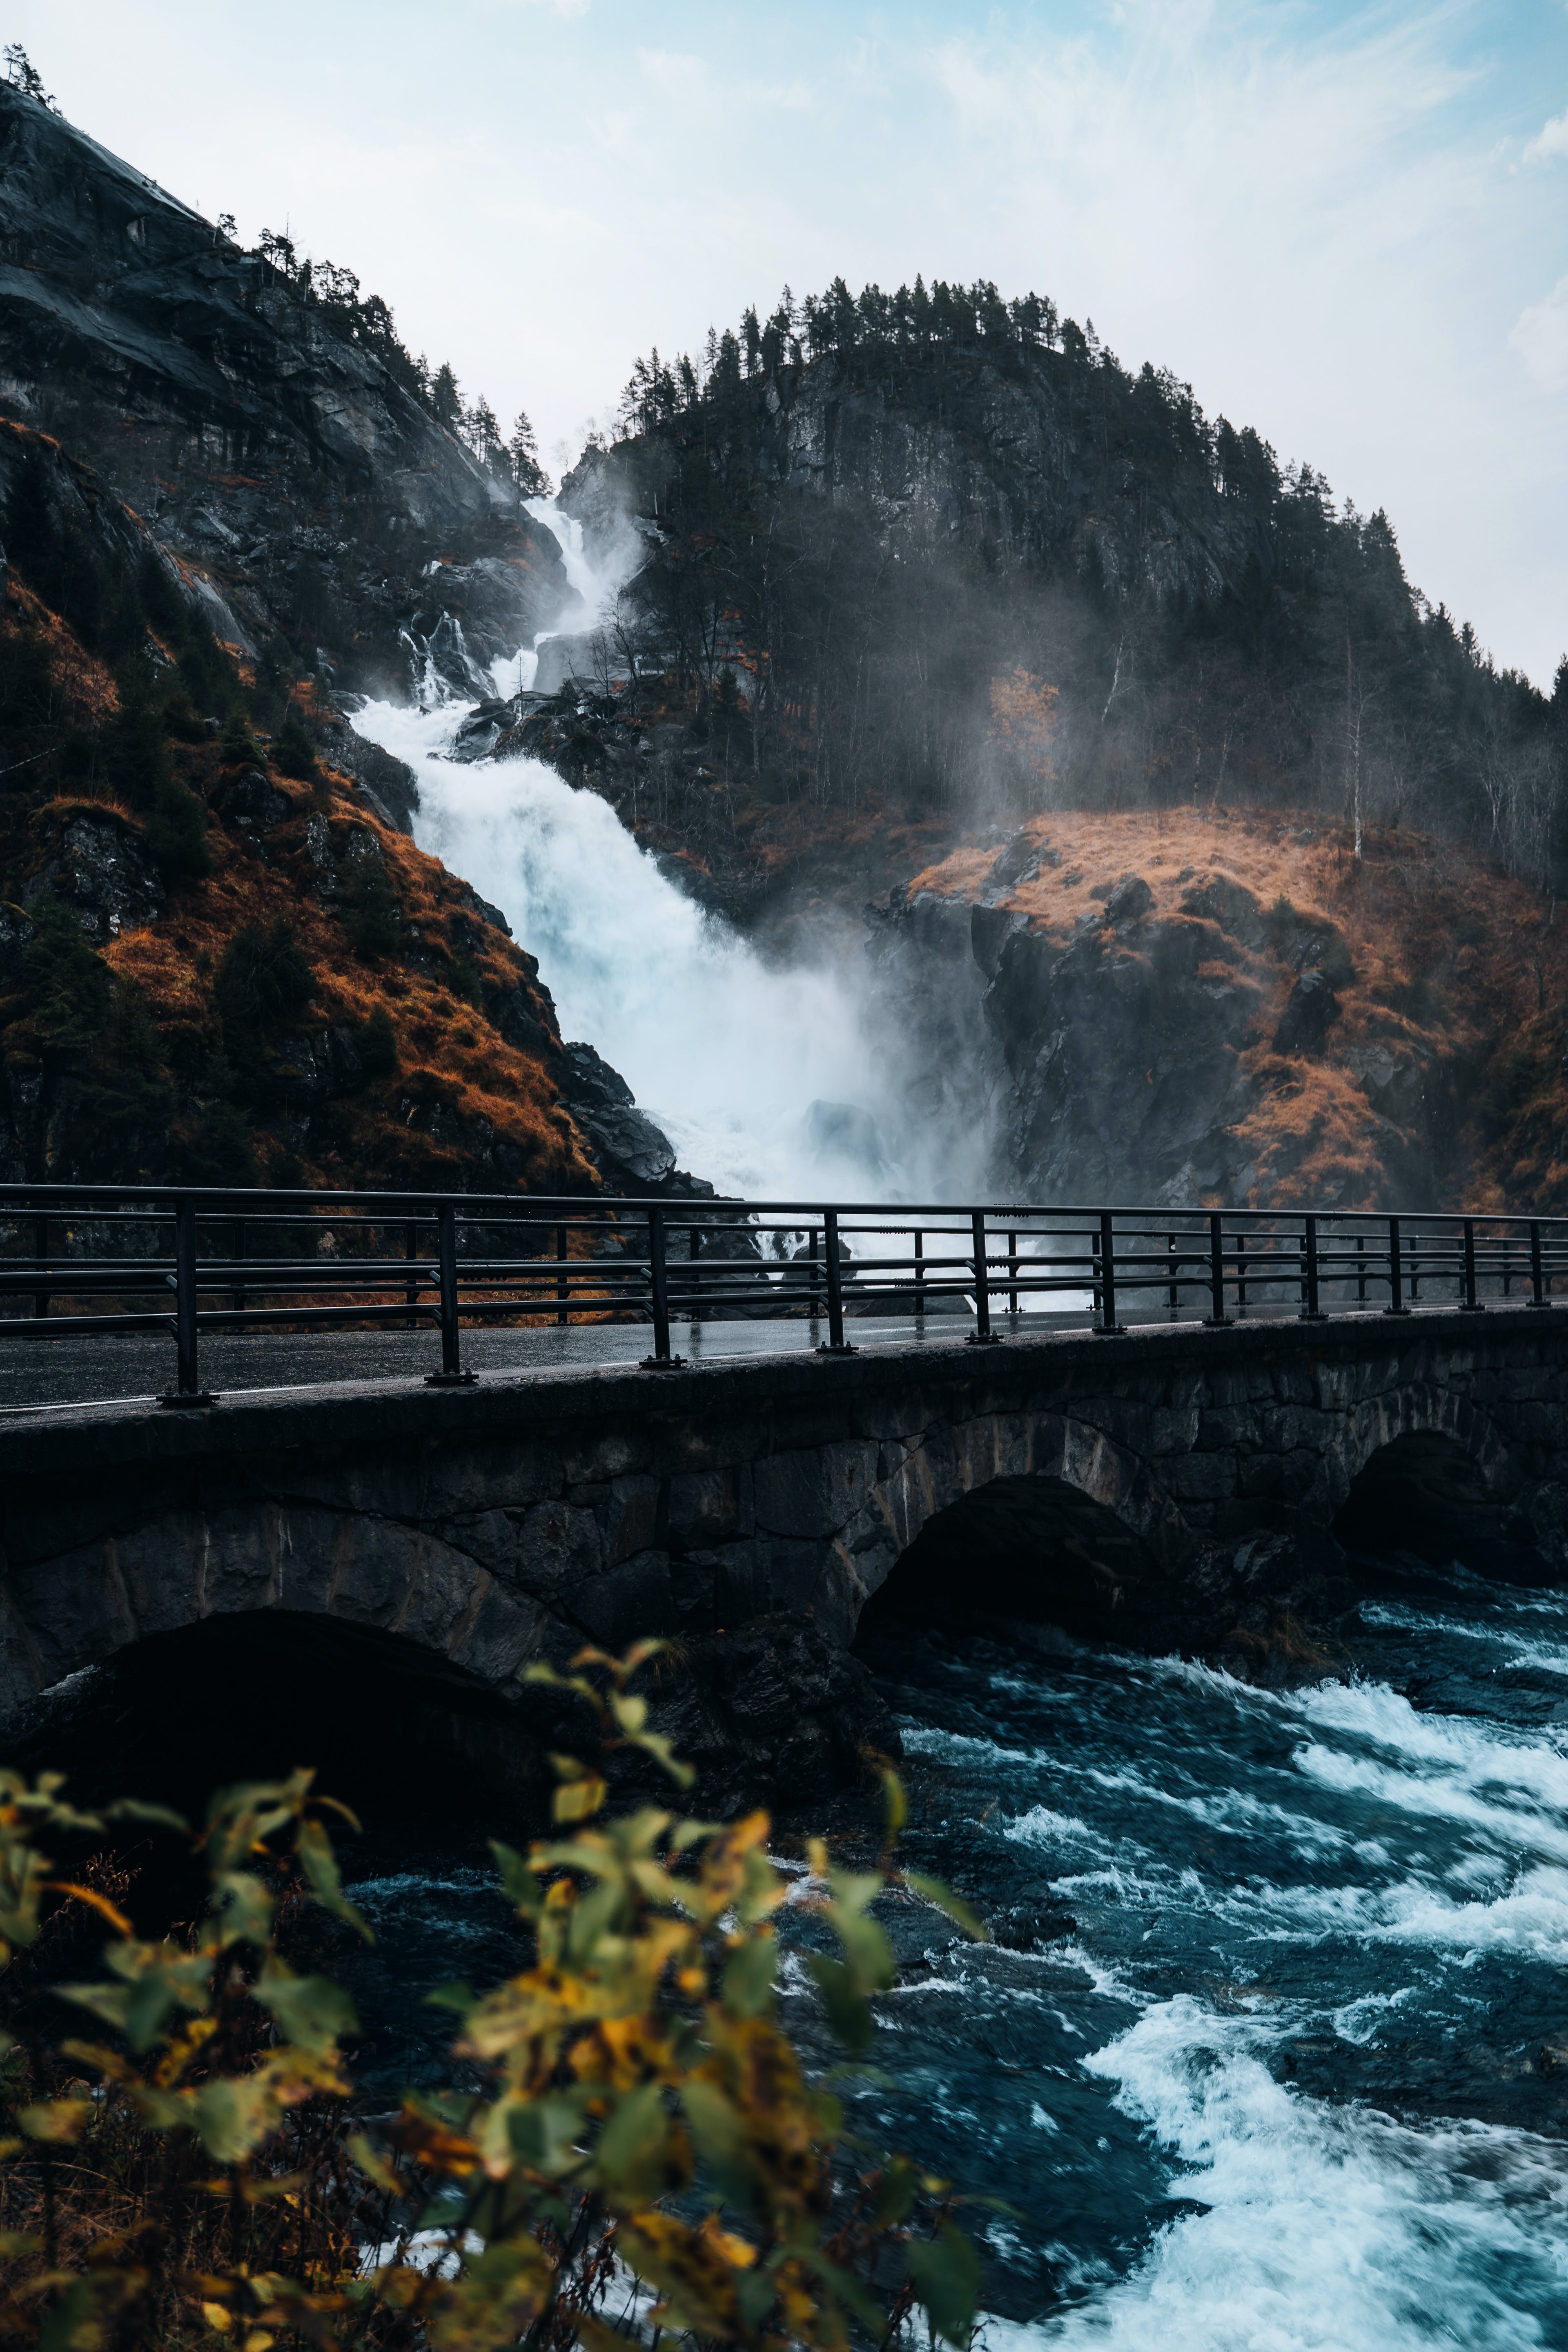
[102,754,598,1196]
[908,806,1568,1211]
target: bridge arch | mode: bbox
[1327,1381,1517,1523]
[830,1409,1191,1644]
[4,1607,546,1816]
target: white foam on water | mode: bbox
[985,1999,1568,2349]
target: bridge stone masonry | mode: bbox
[4,1303,1568,1801]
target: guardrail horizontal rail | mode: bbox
[3,1183,1566,1400]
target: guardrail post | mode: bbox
[640,1202,683,1368]
[160,1195,214,1407]
[913,1228,924,1312]
[33,1213,47,1320]
[967,1209,1002,1344]
[1168,1231,1179,1316]
[1203,1212,1231,1326]
[405,1220,419,1327]
[1094,1208,1126,1334]
[817,1208,857,1355]
[232,1216,247,1317]
[555,1224,569,1326]
[1301,1215,1326,1321]
[1008,1231,1020,1315]
[1384,1215,1409,1316]
[425,1200,477,1385]
[1530,1219,1551,1309]
[1460,1218,1483,1311]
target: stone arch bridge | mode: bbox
[4,1308,1567,1751]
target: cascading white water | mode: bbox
[352,499,980,1202]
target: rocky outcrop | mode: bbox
[0,86,573,700]
[982,897,1263,1203]
[560,1039,679,1191]
[28,807,165,941]
[1274,969,1339,1055]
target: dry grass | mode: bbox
[92,746,601,1195]
[908,805,1568,1209]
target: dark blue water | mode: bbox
[345,1557,1568,2349]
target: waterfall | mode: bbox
[350,499,981,1202]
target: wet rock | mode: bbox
[971,903,1028,979]
[559,1039,677,1190]
[315,720,420,834]
[1178,874,1265,946]
[1273,968,1339,1055]
[983,916,1261,1203]
[448,882,511,938]
[1102,871,1153,927]
[219,768,290,833]
[632,1611,902,1817]
[984,831,1045,894]
[29,809,165,943]
[989,1899,1080,1951]
[449,697,518,764]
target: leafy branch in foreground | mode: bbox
[0,1641,988,2352]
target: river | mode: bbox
[341,517,1568,2347]
[342,1558,1568,2349]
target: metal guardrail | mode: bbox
[1,1184,1565,1406]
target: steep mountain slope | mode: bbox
[0,80,568,701]
[538,281,1565,905]
[0,439,598,1192]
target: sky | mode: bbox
[22,0,1568,687]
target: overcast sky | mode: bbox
[28,0,1568,688]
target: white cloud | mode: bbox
[1511,272,1568,387]
[1524,104,1568,161]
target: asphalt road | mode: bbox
[0,1310,1073,1413]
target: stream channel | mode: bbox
[339,513,1568,2348]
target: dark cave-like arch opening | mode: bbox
[4,1611,544,1825]
[1333,1429,1541,1581]
[856,1472,1165,1645]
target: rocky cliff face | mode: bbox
[0,84,571,698]
[866,805,1566,1212]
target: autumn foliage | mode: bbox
[0,1645,986,2352]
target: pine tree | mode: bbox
[508,410,549,496]
[2,44,57,109]
[468,395,503,467]
[429,363,463,431]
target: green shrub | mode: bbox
[272,708,319,778]
[213,919,316,1113]
[1317,932,1355,990]
[0,621,55,727]
[218,710,263,768]
[106,673,171,807]
[174,1099,260,1185]
[341,860,401,959]
[67,990,176,1178]
[0,1643,984,2352]
[160,686,207,743]
[144,774,211,880]
[358,1001,398,1075]
[21,891,110,1050]
[450,954,484,1008]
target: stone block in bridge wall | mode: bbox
[4,1311,1568,1723]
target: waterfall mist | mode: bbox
[352,501,997,1203]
